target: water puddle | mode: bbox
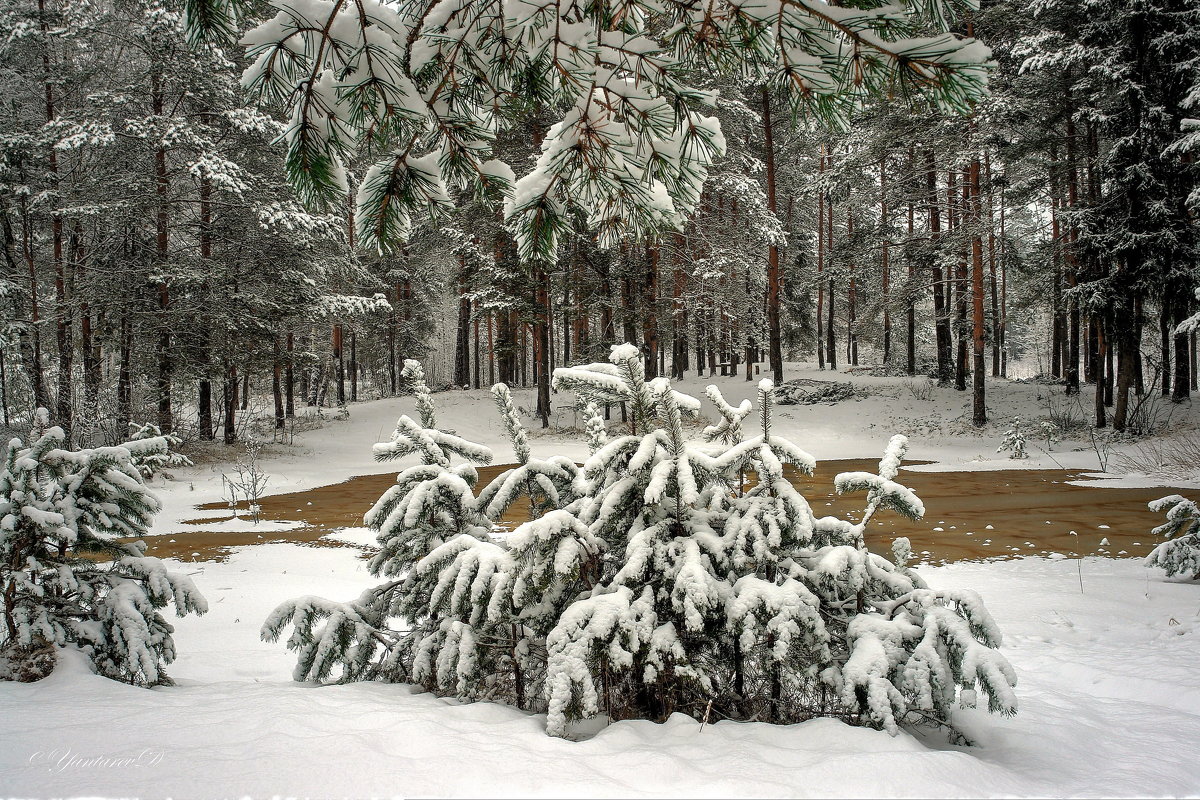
[136,461,1185,565]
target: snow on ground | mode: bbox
[4,361,1200,797]
[2,545,1197,798]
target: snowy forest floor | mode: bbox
[3,362,1200,797]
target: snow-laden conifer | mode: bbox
[1146,495,1200,579]
[263,363,499,688]
[263,347,1016,743]
[702,385,753,446]
[124,422,193,480]
[0,410,207,685]
[582,401,608,455]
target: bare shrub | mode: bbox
[904,377,937,401]
[1113,431,1200,479]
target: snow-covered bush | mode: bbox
[0,410,208,685]
[1038,421,1062,452]
[775,379,862,405]
[998,418,1028,459]
[124,422,193,480]
[1146,495,1200,579]
[263,346,1016,741]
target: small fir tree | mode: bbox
[124,422,194,480]
[1146,495,1200,579]
[262,361,501,690]
[0,410,207,685]
[998,418,1028,459]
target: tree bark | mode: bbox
[454,265,471,387]
[1173,292,1190,401]
[152,68,173,434]
[118,314,133,436]
[1095,314,1107,428]
[926,150,951,383]
[349,328,358,402]
[273,335,285,430]
[536,269,551,428]
[880,158,891,365]
[333,324,345,405]
[223,361,237,444]
[762,88,784,383]
[285,330,295,416]
[969,157,987,426]
[817,146,826,370]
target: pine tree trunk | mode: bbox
[152,69,173,434]
[827,191,837,370]
[817,146,826,370]
[273,335,285,430]
[986,153,1000,378]
[300,334,311,406]
[473,300,482,389]
[199,380,214,440]
[881,159,891,366]
[1095,314,1107,428]
[455,268,471,387]
[388,286,399,395]
[333,324,345,405]
[671,235,686,379]
[1086,316,1099,384]
[285,330,295,416]
[969,157,987,426]
[1134,295,1145,396]
[223,361,237,445]
[926,150,951,383]
[847,208,858,366]
[536,269,551,427]
[1113,296,1136,432]
[1191,330,1197,392]
[1173,292,1190,401]
[349,329,358,402]
[906,192,916,375]
[1160,298,1171,396]
[1000,199,1009,377]
[117,314,133,436]
[487,311,495,387]
[761,87,784,383]
[37,0,70,435]
[951,170,968,392]
[1065,116,1082,396]
[643,243,658,379]
[198,172,215,440]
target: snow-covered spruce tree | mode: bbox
[124,423,194,480]
[0,410,207,685]
[582,401,609,456]
[1146,495,1200,580]
[261,361,508,692]
[702,386,753,447]
[998,418,1028,459]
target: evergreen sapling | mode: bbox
[0,410,207,685]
